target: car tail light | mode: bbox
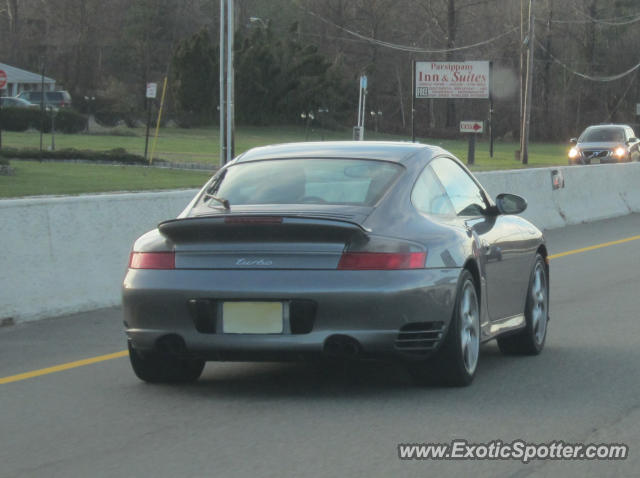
[337,252,426,270]
[224,216,283,224]
[129,252,175,269]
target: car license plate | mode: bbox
[222,302,284,334]
[592,157,600,164]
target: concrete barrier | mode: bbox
[0,190,197,323]
[476,161,640,229]
[2,162,640,323]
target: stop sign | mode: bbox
[0,70,7,89]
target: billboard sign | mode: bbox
[415,61,490,99]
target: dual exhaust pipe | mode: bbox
[323,335,361,358]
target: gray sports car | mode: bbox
[123,142,549,386]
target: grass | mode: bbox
[0,161,211,198]
[0,125,571,170]
[0,125,573,198]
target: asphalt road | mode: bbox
[2,214,640,478]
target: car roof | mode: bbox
[584,124,630,130]
[234,141,446,164]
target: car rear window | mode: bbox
[46,92,63,101]
[202,158,403,207]
[580,127,625,143]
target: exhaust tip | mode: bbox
[156,334,187,356]
[323,335,361,358]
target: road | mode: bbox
[2,214,640,478]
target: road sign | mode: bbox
[360,75,367,89]
[460,121,484,133]
[0,70,7,89]
[146,82,157,99]
[636,103,640,116]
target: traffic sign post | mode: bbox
[144,82,157,162]
[460,121,484,165]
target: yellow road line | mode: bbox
[549,234,640,260]
[0,350,128,385]
[2,233,640,385]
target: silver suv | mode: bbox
[568,124,640,164]
[16,90,72,109]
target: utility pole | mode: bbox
[219,0,235,166]
[520,0,535,165]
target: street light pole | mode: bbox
[226,0,235,163]
[219,0,227,167]
[219,0,235,166]
[520,0,535,165]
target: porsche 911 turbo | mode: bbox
[123,142,549,386]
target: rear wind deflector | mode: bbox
[157,216,370,243]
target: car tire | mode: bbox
[128,341,205,383]
[409,270,480,387]
[497,254,549,355]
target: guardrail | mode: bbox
[2,162,640,324]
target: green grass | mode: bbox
[0,125,573,198]
[0,125,571,170]
[0,161,212,198]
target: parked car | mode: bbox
[123,142,549,387]
[568,124,640,164]
[0,96,37,108]
[16,90,72,109]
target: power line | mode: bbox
[305,10,518,54]
[545,10,640,25]
[606,70,638,122]
[537,40,640,82]
[573,8,640,26]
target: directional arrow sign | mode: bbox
[460,121,484,134]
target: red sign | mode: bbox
[0,70,7,89]
[460,121,484,134]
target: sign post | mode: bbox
[0,69,6,150]
[460,121,484,165]
[355,75,367,141]
[144,82,157,162]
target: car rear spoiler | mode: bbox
[157,215,371,243]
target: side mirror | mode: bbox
[495,193,527,215]
[569,138,577,144]
[627,137,638,144]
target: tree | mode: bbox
[172,28,218,122]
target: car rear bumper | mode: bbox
[122,268,461,360]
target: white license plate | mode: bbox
[592,158,600,164]
[222,302,284,334]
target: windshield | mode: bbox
[580,127,625,143]
[202,158,403,207]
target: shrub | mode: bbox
[0,107,39,131]
[0,107,88,133]
[0,147,147,164]
[55,110,88,133]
